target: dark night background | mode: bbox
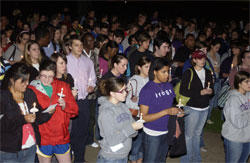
[1,1,249,24]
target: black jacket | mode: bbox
[0,89,52,152]
[180,67,213,108]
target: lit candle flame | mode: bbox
[140,113,143,121]
[33,102,36,108]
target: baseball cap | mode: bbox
[191,50,206,59]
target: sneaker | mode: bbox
[200,147,208,152]
[90,142,99,148]
[206,119,214,124]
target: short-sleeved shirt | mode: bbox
[139,81,175,132]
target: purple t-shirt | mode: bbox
[139,81,175,131]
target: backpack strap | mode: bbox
[187,68,193,90]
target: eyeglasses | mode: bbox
[40,74,54,79]
[117,88,129,94]
[242,79,250,84]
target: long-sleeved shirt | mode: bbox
[67,53,96,100]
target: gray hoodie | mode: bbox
[98,96,137,159]
[221,90,250,142]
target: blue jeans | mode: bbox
[143,131,169,163]
[224,138,250,163]
[97,154,128,163]
[207,79,221,120]
[95,101,102,140]
[129,130,143,161]
[0,145,36,163]
[180,106,209,163]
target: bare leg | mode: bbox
[55,152,71,163]
[37,154,52,163]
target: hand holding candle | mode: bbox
[177,99,184,108]
[137,113,145,123]
[30,102,38,114]
[57,88,65,99]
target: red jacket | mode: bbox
[29,79,78,146]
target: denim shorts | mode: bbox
[36,143,70,158]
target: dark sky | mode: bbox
[1,1,249,22]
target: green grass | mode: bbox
[204,108,224,133]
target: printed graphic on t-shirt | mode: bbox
[155,89,173,98]
[240,100,250,111]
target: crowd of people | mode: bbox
[0,6,250,163]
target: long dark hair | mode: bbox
[1,62,30,90]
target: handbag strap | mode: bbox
[129,79,138,97]
[8,45,17,61]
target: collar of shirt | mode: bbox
[83,49,92,58]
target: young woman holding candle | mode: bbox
[139,58,184,163]
[28,60,78,163]
[180,50,213,163]
[97,77,144,163]
[0,63,53,162]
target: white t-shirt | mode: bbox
[191,68,209,111]
[195,68,205,88]
[32,63,39,71]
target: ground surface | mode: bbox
[85,131,227,163]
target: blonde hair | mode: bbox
[23,40,42,66]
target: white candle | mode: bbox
[177,99,183,108]
[207,82,210,89]
[59,88,63,99]
[100,69,103,78]
[30,102,38,114]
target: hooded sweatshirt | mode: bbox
[98,96,137,159]
[221,90,250,142]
